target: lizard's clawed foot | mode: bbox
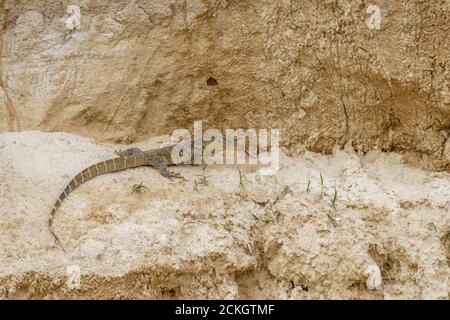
[153,156,186,181]
[160,169,185,181]
[167,171,185,180]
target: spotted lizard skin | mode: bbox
[49,145,182,253]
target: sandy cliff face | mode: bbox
[0,0,449,170]
[0,132,448,299]
[0,1,449,300]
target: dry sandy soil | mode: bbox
[0,131,448,299]
[0,0,449,300]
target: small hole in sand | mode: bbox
[207,77,218,86]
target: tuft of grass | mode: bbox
[320,172,324,197]
[193,180,203,191]
[427,222,437,232]
[131,182,148,193]
[251,196,284,224]
[440,230,450,249]
[237,167,246,190]
[224,224,232,232]
[331,187,337,210]
[262,196,283,223]
[275,210,282,222]
[306,179,311,193]
[266,197,279,212]
[193,164,212,190]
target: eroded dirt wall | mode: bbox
[0,132,449,299]
[0,0,449,170]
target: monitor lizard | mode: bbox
[49,139,256,253]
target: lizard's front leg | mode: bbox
[151,156,184,180]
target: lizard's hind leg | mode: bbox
[115,147,143,157]
[151,156,184,180]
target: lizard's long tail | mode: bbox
[49,155,146,252]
